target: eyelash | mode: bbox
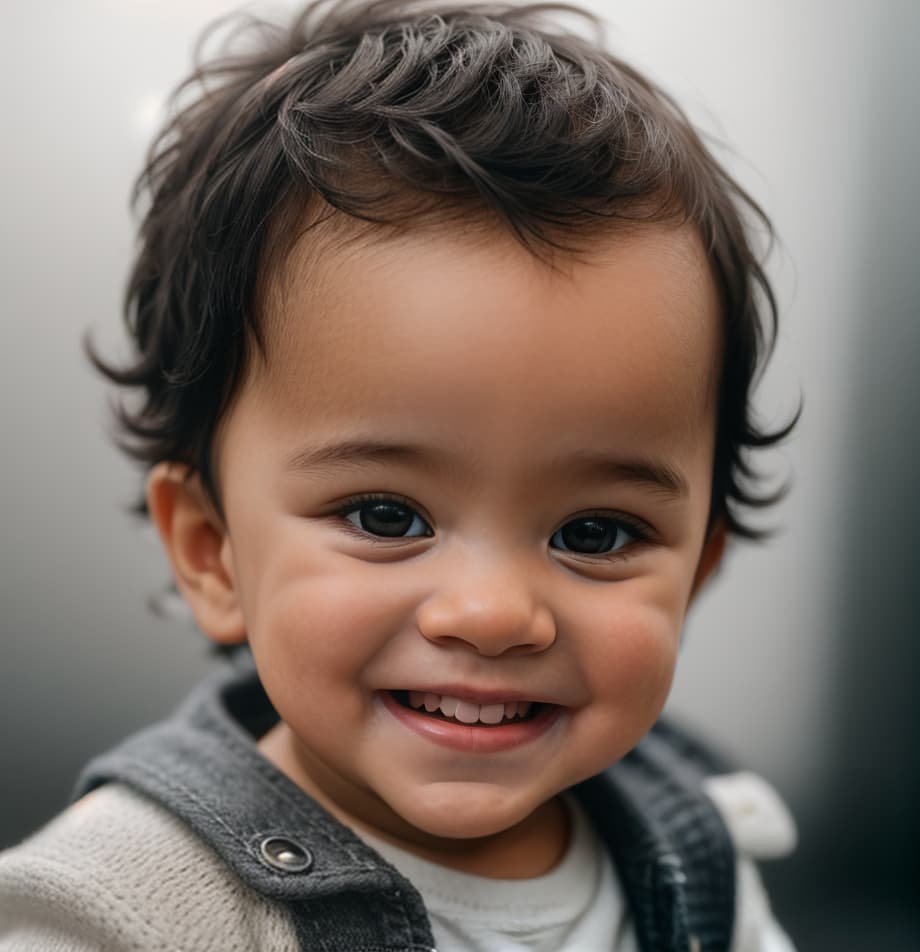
[551,510,655,562]
[331,493,656,562]
[334,492,432,542]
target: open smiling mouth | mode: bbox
[390,690,547,727]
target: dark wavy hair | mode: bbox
[90,0,796,538]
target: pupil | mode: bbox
[360,502,413,537]
[562,518,615,554]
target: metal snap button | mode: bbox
[258,836,313,873]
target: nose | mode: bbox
[415,559,557,657]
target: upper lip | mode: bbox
[386,685,559,705]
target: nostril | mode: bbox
[416,594,556,655]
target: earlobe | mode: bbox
[146,463,247,645]
[690,519,727,600]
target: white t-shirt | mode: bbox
[358,778,799,952]
[358,797,640,952]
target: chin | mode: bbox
[389,785,546,842]
[412,811,514,842]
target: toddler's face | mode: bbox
[197,223,723,858]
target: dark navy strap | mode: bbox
[574,723,736,952]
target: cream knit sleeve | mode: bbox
[0,785,300,952]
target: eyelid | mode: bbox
[554,509,657,541]
[332,492,434,543]
[549,510,658,563]
[329,494,658,557]
[333,491,431,519]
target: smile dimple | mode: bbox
[393,690,539,726]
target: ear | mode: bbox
[689,518,727,600]
[146,462,247,645]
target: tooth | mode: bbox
[518,701,532,718]
[423,693,441,712]
[455,700,481,724]
[479,703,505,725]
[439,696,459,718]
[408,691,426,709]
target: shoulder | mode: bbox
[0,784,300,952]
[702,771,797,862]
[645,719,798,860]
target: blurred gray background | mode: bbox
[2,1,918,949]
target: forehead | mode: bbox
[232,223,720,474]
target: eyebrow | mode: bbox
[563,449,688,498]
[284,438,689,499]
[284,439,438,475]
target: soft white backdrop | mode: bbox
[3,2,918,948]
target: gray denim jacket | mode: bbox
[75,661,737,952]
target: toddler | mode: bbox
[0,2,798,950]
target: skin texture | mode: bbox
[148,223,726,879]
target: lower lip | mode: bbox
[380,691,564,753]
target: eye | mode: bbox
[549,515,643,557]
[339,495,433,539]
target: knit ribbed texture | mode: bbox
[0,784,301,951]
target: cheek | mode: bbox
[559,598,680,783]
[592,612,677,698]
[239,538,411,676]
[571,583,683,713]
[243,562,406,734]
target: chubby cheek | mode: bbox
[235,531,409,707]
[570,589,682,771]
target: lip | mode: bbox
[379,690,564,753]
